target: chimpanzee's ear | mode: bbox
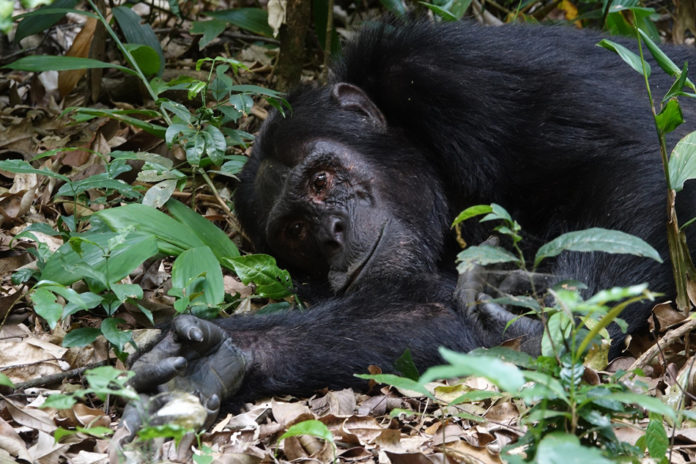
[331,82,387,130]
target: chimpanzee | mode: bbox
[125,21,696,427]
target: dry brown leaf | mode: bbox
[442,439,502,464]
[59,17,97,97]
[28,430,69,464]
[0,416,32,462]
[271,400,312,426]
[310,388,356,416]
[652,301,686,331]
[484,402,518,424]
[71,450,109,464]
[4,396,56,434]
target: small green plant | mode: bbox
[359,203,676,462]
[598,1,696,314]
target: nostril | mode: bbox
[333,220,345,236]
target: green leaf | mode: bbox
[166,199,239,260]
[597,39,650,77]
[96,204,206,256]
[419,348,525,392]
[31,288,63,329]
[202,125,226,164]
[171,247,225,306]
[456,244,520,273]
[521,370,569,403]
[62,327,101,347]
[101,318,131,351]
[113,5,164,75]
[68,108,166,138]
[206,8,272,37]
[3,55,134,75]
[669,131,696,192]
[656,99,683,134]
[645,414,669,459]
[143,179,177,208]
[42,231,158,288]
[111,283,143,302]
[278,420,335,446]
[379,0,407,16]
[536,433,613,464]
[217,155,248,176]
[452,204,493,226]
[191,19,228,49]
[41,394,77,410]
[394,349,419,381]
[0,372,14,388]
[0,159,69,181]
[222,254,293,299]
[123,43,161,77]
[606,392,676,420]
[638,28,696,91]
[15,0,78,42]
[534,227,662,267]
[354,373,431,397]
[56,175,141,199]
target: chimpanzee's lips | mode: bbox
[333,222,388,295]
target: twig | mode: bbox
[11,360,110,391]
[629,317,696,371]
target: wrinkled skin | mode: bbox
[120,21,696,436]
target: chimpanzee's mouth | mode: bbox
[334,221,388,295]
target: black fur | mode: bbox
[181,22,696,403]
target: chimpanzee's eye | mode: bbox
[311,171,329,193]
[286,221,307,241]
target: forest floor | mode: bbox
[3,4,696,464]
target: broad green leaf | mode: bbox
[645,414,669,458]
[202,125,226,164]
[31,288,63,329]
[217,155,248,177]
[143,179,177,208]
[56,175,141,199]
[597,39,650,77]
[222,254,292,299]
[541,312,573,357]
[536,433,613,464]
[419,348,525,392]
[15,0,78,41]
[456,244,520,273]
[355,373,431,397]
[191,19,227,49]
[160,101,192,124]
[394,349,419,381]
[278,420,335,446]
[171,247,224,306]
[113,6,164,75]
[3,55,134,75]
[0,159,69,181]
[452,204,492,226]
[521,370,569,403]
[166,199,239,260]
[656,99,683,134]
[534,228,662,267]
[489,295,540,311]
[669,131,696,191]
[40,231,159,288]
[123,43,161,77]
[101,318,131,351]
[63,327,101,347]
[585,283,649,306]
[96,204,206,256]
[206,8,272,37]
[111,283,143,302]
[606,392,676,420]
[41,394,77,410]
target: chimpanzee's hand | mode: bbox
[455,244,543,355]
[121,315,247,438]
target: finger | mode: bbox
[129,356,187,392]
[173,315,226,348]
[203,394,221,429]
[120,394,149,441]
